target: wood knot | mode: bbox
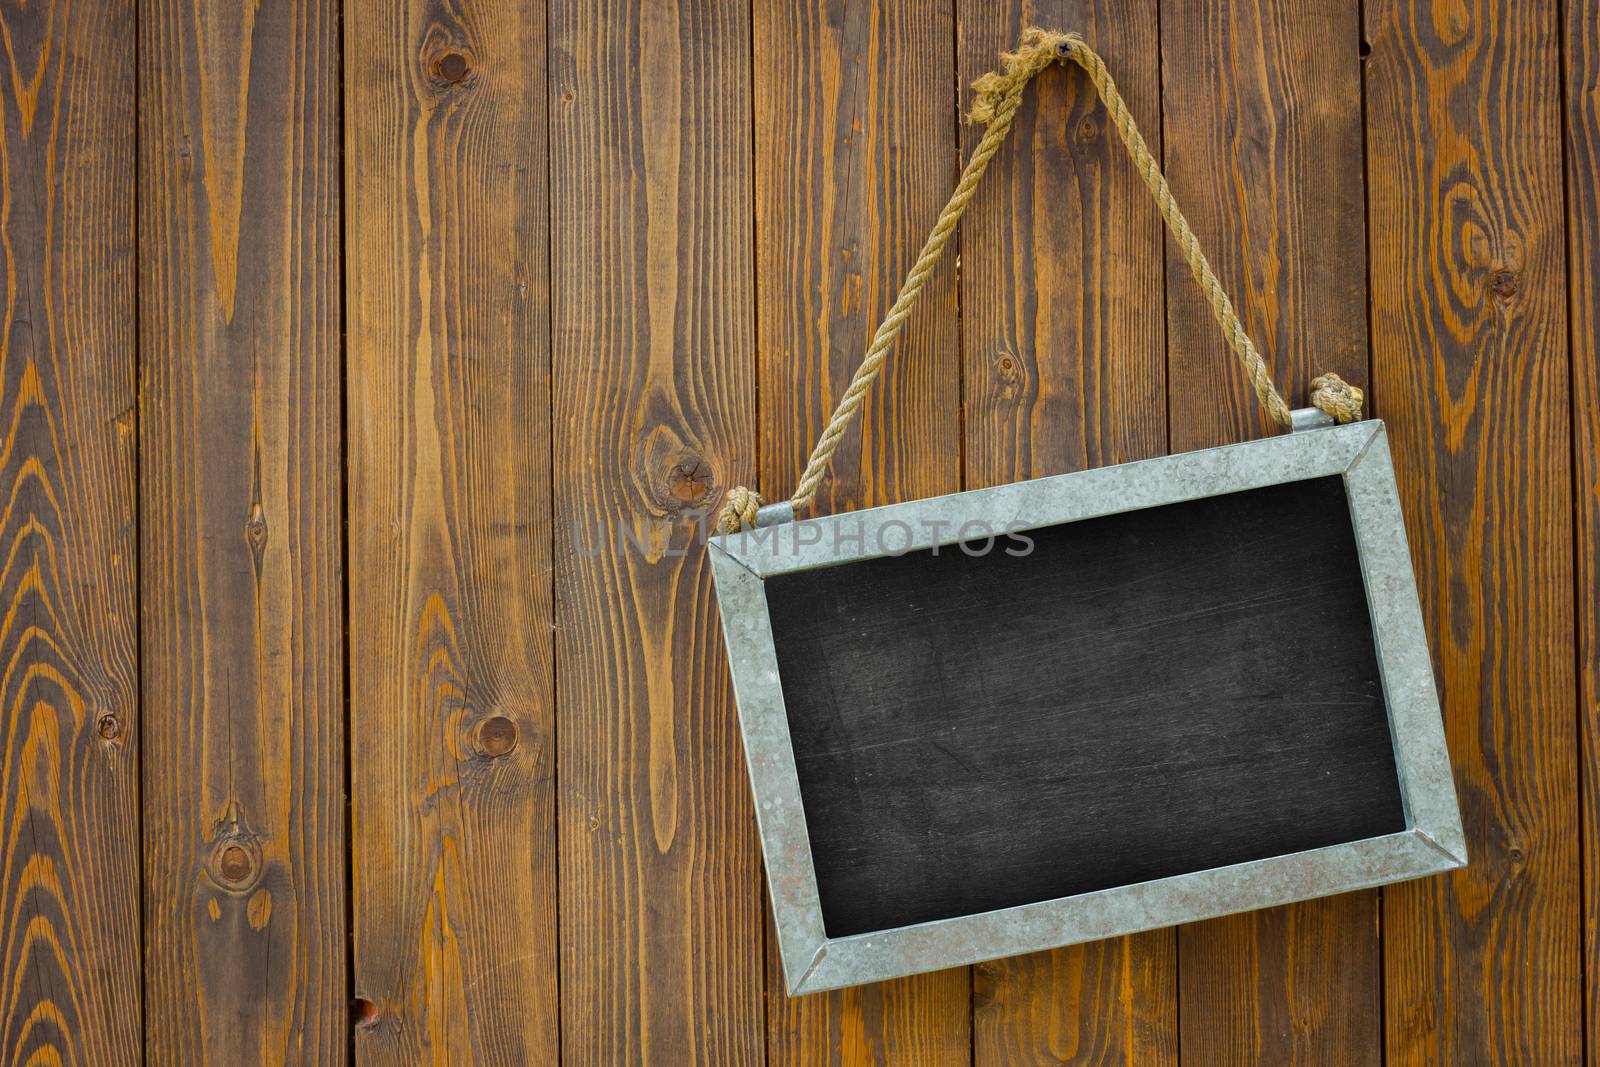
[667,458,711,504]
[1076,116,1100,143]
[993,351,1024,401]
[210,839,261,891]
[475,715,519,758]
[1488,268,1519,300]
[353,997,381,1031]
[218,845,252,883]
[431,50,472,86]
[96,714,122,742]
[245,503,268,554]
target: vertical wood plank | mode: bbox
[0,0,141,1062]
[1365,0,1580,1061]
[1159,3,1378,1064]
[1160,2,1371,449]
[346,0,557,1060]
[755,1,969,1060]
[549,0,763,1061]
[958,6,1175,1063]
[139,0,346,1060]
[1567,0,1600,1058]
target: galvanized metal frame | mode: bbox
[709,419,1465,995]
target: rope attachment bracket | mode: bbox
[754,501,795,528]
[1290,407,1337,432]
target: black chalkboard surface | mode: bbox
[764,475,1405,938]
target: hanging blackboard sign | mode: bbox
[710,420,1464,995]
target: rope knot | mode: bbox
[716,486,764,534]
[967,28,1077,126]
[1308,373,1364,423]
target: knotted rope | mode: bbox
[1309,373,1364,424]
[718,485,763,534]
[718,28,1363,534]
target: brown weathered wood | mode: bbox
[1161,2,1370,449]
[138,0,345,1061]
[1181,896,1381,1064]
[0,0,141,1062]
[958,6,1175,1063]
[755,2,970,1059]
[1365,0,1580,1061]
[1158,3,1378,1063]
[1568,0,1600,1058]
[754,0,961,515]
[550,0,763,1060]
[345,0,557,1060]
[766,944,966,1066]
[1162,0,1371,450]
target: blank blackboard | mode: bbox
[765,475,1406,938]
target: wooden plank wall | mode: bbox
[0,1,141,1064]
[1368,0,1580,1061]
[550,0,764,1061]
[346,0,558,1061]
[1570,0,1600,1054]
[140,0,346,1061]
[3,0,1598,1062]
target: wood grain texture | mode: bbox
[754,1,969,1060]
[138,0,345,1060]
[550,0,763,1061]
[958,5,1175,1063]
[1161,0,1371,451]
[0,0,141,1062]
[1158,3,1378,1063]
[1180,895,1381,1066]
[346,0,557,1060]
[1568,0,1600,1060]
[0,2,1583,1062]
[1365,0,1580,1062]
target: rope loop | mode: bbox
[1309,373,1365,423]
[716,485,763,534]
[968,27,1072,126]
[717,27,1354,534]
